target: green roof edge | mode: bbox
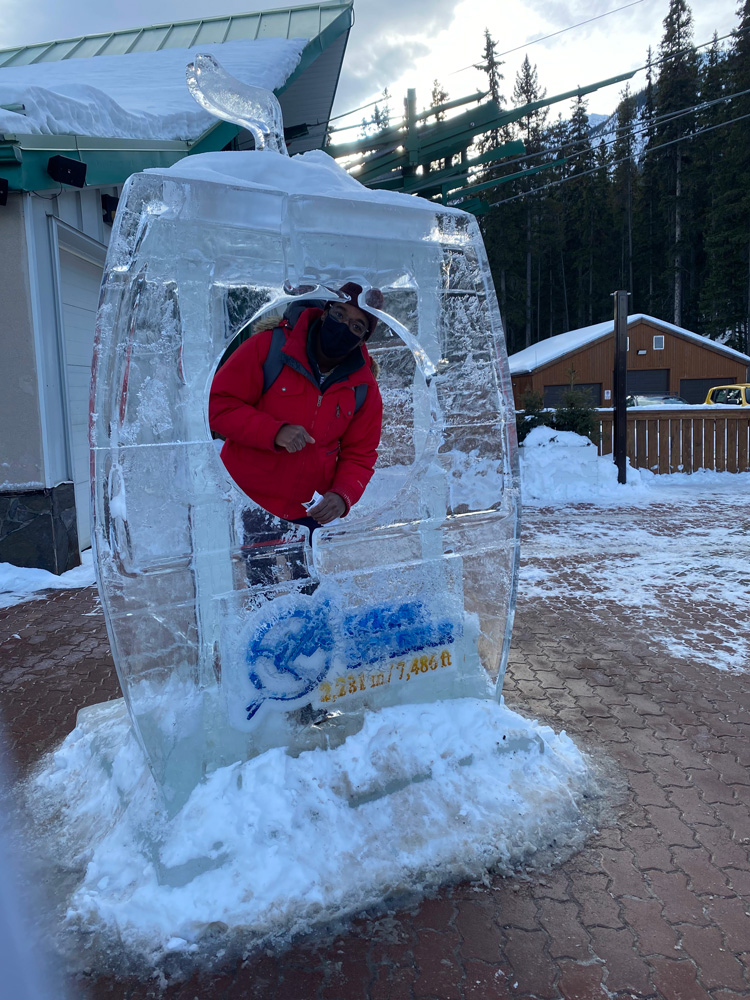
[0,1,353,191]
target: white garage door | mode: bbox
[59,248,103,550]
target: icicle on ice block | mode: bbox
[90,59,520,812]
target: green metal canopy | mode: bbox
[334,70,636,212]
[0,1,352,192]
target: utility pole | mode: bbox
[612,290,629,484]
[404,88,418,182]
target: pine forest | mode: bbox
[475,0,750,358]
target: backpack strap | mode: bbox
[262,326,288,394]
[353,383,368,414]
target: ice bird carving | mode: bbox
[186,53,288,155]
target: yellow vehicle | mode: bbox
[704,384,750,406]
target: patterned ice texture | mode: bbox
[91,149,520,812]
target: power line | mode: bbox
[328,97,384,123]
[636,24,748,76]
[476,108,750,210]
[332,0,654,128]
[329,18,748,144]
[468,84,750,182]
[452,0,649,74]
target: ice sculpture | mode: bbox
[90,57,520,813]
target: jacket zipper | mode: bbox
[310,394,323,438]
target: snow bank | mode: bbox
[26,697,593,965]
[520,426,653,503]
[0,550,95,609]
[0,38,305,140]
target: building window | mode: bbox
[653,335,665,350]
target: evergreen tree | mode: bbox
[359,88,391,138]
[612,84,639,296]
[477,0,749,356]
[512,55,547,149]
[542,114,572,334]
[474,29,507,152]
[700,4,750,350]
[430,79,449,122]
[591,137,617,322]
[633,46,659,313]
[565,96,598,326]
[475,28,504,108]
[652,0,700,326]
[512,55,548,348]
[373,88,391,131]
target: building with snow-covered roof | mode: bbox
[508,315,750,410]
[0,3,353,574]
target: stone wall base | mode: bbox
[0,483,80,574]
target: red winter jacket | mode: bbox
[209,308,383,521]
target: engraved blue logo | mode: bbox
[245,598,459,720]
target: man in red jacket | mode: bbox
[209,282,383,529]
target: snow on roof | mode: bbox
[0,38,306,141]
[508,314,750,374]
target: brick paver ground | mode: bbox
[1,492,748,999]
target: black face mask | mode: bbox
[318,313,362,359]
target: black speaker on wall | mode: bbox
[47,155,87,188]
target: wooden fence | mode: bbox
[596,408,750,474]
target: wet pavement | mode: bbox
[1,492,748,999]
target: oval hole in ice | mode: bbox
[207,287,434,529]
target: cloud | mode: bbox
[351,0,461,38]
[502,0,664,51]
[336,0,462,110]
[338,38,431,108]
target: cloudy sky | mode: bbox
[0,0,741,128]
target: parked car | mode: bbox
[704,384,750,406]
[625,394,690,407]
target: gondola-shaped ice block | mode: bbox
[90,58,520,813]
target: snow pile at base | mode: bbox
[27,697,592,963]
[0,550,95,609]
[520,427,653,503]
[0,38,304,140]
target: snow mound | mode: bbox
[520,427,653,503]
[0,550,95,609]
[26,697,593,965]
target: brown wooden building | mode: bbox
[508,314,750,408]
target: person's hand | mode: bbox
[275,424,315,453]
[308,492,346,524]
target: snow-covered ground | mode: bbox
[11,429,748,971]
[0,550,95,610]
[25,695,594,967]
[519,428,750,673]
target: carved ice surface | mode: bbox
[91,127,520,814]
[185,54,288,154]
